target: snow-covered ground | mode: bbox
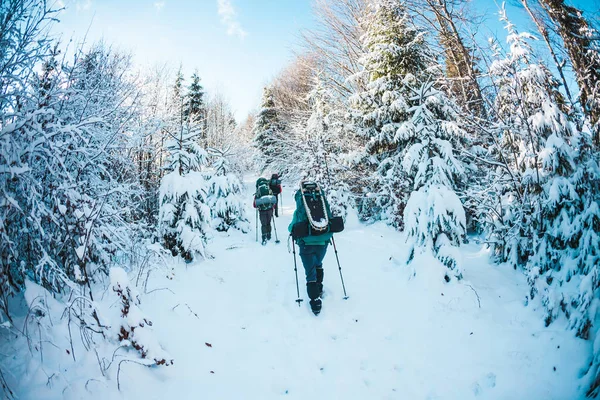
[7,181,589,399]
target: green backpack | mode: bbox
[255,178,276,210]
[257,183,271,198]
[256,177,269,189]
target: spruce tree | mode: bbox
[252,86,285,172]
[349,0,431,227]
[158,72,210,262]
[351,0,468,280]
[486,9,600,394]
[185,70,205,129]
[206,149,249,232]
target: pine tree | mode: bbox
[349,0,431,227]
[206,149,249,232]
[158,73,211,262]
[351,0,468,280]
[185,70,205,129]
[401,80,468,281]
[252,86,285,172]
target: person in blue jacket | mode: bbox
[288,181,333,315]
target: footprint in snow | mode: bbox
[472,372,497,396]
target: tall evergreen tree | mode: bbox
[185,70,205,127]
[349,0,431,227]
[485,8,600,394]
[206,149,249,232]
[158,73,210,262]
[351,0,467,279]
[252,86,285,171]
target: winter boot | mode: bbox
[261,235,267,246]
[307,281,322,315]
[316,266,324,298]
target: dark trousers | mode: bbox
[273,193,280,217]
[259,208,273,237]
[298,243,327,282]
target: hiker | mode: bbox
[288,181,334,315]
[254,177,277,245]
[269,173,282,217]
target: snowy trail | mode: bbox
[117,182,588,400]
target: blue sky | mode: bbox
[53,0,316,121]
[52,0,597,121]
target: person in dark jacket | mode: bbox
[288,181,333,315]
[254,177,277,245]
[269,173,282,217]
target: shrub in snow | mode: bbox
[206,150,250,232]
[1,40,143,317]
[484,6,600,329]
[159,168,211,262]
[110,268,172,366]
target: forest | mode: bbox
[1,0,598,398]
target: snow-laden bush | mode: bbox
[110,268,172,366]
[159,169,210,262]
[404,185,466,281]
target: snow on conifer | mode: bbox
[349,0,431,227]
[402,82,468,281]
[350,0,467,279]
[206,148,250,232]
[158,77,211,262]
[252,86,286,172]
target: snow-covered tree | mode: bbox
[185,70,205,125]
[483,8,574,269]
[349,0,431,227]
[252,86,286,172]
[1,40,144,309]
[349,0,467,279]
[205,91,237,150]
[402,81,468,281]
[206,149,249,232]
[537,0,600,147]
[158,75,211,262]
[482,9,600,393]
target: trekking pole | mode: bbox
[272,213,280,243]
[331,236,349,300]
[255,209,258,242]
[291,238,303,306]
